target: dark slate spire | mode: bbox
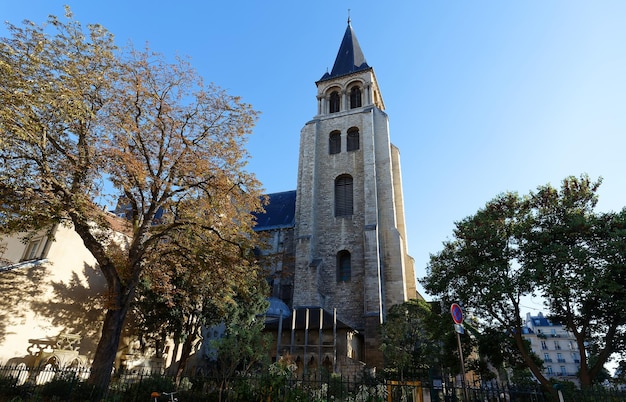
[320,20,370,81]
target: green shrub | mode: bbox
[0,375,18,392]
[40,377,77,399]
[0,375,27,401]
[123,375,176,402]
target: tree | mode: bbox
[422,175,626,394]
[0,9,263,391]
[380,299,439,380]
[422,189,547,387]
[380,299,476,381]
[210,291,271,402]
[133,234,268,385]
[526,178,626,387]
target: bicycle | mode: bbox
[151,390,178,401]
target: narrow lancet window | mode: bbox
[329,91,340,113]
[337,250,351,282]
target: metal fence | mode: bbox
[1,364,625,401]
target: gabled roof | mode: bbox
[319,20,370,82]
[253,190,296,231]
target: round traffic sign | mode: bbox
[450,303,463,324]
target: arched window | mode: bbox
[350,86,362,109]
[337,250,351,282]
[335,175,353,217]
[347,127,359,151]
[329,91,340,113]
[329,131,341,154]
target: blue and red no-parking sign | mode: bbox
[450,303,464,324]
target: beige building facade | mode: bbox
[0,221,172,373]
[0,225,106,369]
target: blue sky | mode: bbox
[3,1,626,306]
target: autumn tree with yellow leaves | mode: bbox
[0,8,265,391]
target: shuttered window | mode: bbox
[337,250,351,282]
[329,131,341,154]
[347,127,359,151]
[335,175,353,217]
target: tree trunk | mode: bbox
[88,285,133,394]
[174,334,195,385]
[512,332,558,401]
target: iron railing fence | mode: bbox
[0,364,625,401]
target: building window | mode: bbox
[541,341,547,350]
[544,353,551,362]
[547,366,553,375]
[329,91,340,113]
[329,131,341,154]
[281,284,293,305]
[21,238,43,261]
[335,175,353,217]
[349,86,362,108]
[347,127,359,151]
[560,366,567,375]
[554,341,561,350]
[337,250,351,282]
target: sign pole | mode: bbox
[451,303,469,402]
[455,329,468,401]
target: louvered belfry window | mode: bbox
[335,175,353,217]
[347,127,359,151]
[350,86,362,109]
[329,131,341,154]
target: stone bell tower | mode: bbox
[292,19,418,366]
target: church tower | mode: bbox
[292,20,418,365]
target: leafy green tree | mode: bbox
[0,9,263,391]
[380,299,475,381]
[422,189,545,386]
[380,299,436,380]
[210,291,271,402]
[526,178,626,387]
[422,175,626,394]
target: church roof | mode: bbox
[253,190,296,231]
[319,20,370,82]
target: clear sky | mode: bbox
[3,1,626,307]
